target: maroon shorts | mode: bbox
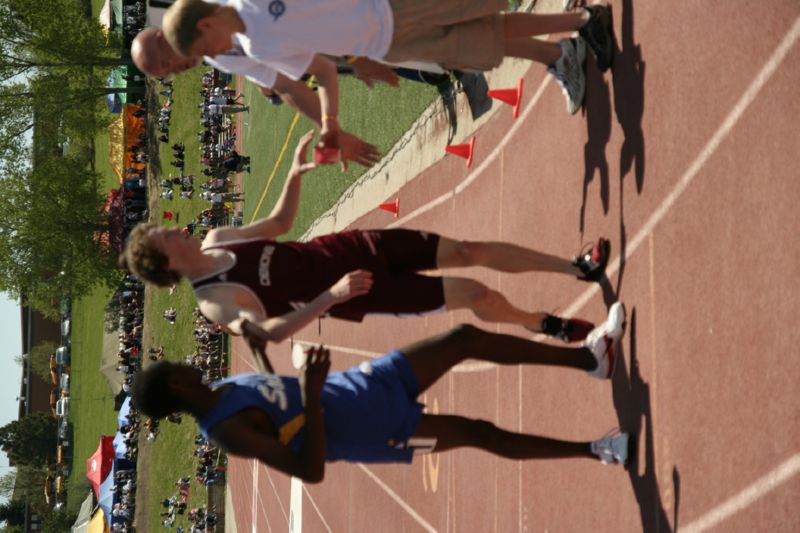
[326,229,446,321]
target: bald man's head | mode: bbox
[132,27,199,77]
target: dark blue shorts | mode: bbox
[321,350,424,464]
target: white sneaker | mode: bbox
[548,38,587,114]
[591,429,630,465]
[583,302,625,379]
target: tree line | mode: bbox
[0,0,136,319]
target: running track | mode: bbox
[228,2,800,531]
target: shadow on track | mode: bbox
[588,0,646,304]
[580,55,613,235]
[612,308,680,532]
[613,0,646,194]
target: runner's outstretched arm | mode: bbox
[272,71,380,169]
[204,130,317,244]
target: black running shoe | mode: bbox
[539,314,595,343]
[574,238,611,282]
[579,4,615,72]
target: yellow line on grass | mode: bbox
[248,76,317,223]
[249,111,302,223]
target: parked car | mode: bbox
[50,356,59,385]
[44,475,54,505]
[55,346,70,367]
[59,374,69,397]
[57,419,70,440]
[60,318,71,339]
[55,398,69,418]
[59,299,71,318]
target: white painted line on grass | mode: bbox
[357,464,438,533]
[682,454,800,533]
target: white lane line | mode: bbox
[265,466,289,524]
[258,480,274,533]
[357,464,438,533]
[293,14,800,372]
[302,484,334,533]
[682,454,800,533]
[289,477,303,533]
[559,15,800,319]
[234,18,800,532]
[293,340,496,373]
[242,356,257,372]
[387,75,552,230]
[251,460,264,533]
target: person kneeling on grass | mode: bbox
[132,305,631,483]
[121,131,613,346]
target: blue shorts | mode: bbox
[321,350,424,464]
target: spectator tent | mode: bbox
[86,436,115,498]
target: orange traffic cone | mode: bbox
[487,78,524,118]
[162,210,174,220]
[378,198,400,218]
[445,136,476,168]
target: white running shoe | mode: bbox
[591,429,630,465]
[548,38,587,114]
[583,302,625,379]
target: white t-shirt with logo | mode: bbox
[204,0,281,87]
[230,0,394,81]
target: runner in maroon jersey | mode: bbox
[122,131,611,348]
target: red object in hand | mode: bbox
[313,146,341,164]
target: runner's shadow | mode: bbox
[613,0,646,193]
[579,62,613,236]
[612,309,680,532]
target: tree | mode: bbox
[0,413,57,467]
[41,510,78,532]
[0,470,16,499]
[0,0,131,170]
[0,152,123,317]
[0,465,49,515]
[0,499,26,527]
[26,341,58,384]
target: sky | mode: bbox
[0,292,22,494]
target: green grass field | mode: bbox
[65,283,119,509]
[239,76,439,237]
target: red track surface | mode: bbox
[228,2,800,531]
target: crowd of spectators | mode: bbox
[116,275,145,395]
[157,69,247,236]
[123,1,146,39]
[108,466,137,532]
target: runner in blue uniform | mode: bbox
[132,307,631,482]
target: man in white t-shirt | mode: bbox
[163,0,615,123]
[131,26,382,170]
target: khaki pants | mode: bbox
[384,0,507,71]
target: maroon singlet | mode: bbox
[192,230,445,322]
